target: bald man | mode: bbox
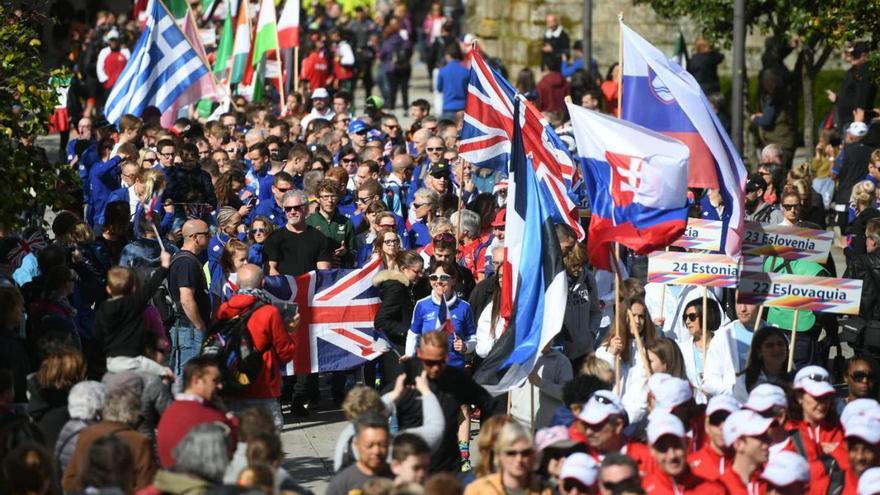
[217,263,297,429]
[168,219,212,381]
[384,154,413,217]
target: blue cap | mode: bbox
[348,119,369,134]
[366,129,385,143]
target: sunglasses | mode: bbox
[503,448,534,458]
[429,274,452,282]
[356,196,376,204]
[142,158,156,164]
[284,204,307,212]
[683,312,699,322]
[851,371,874,382]
[421,358,445,367]
[412,202,427,209]
[251,228,267,234]
[781,204,800,211]
[383,239,400,245]
[602,478,638,492]
[708,411,730,426]
[427,147,443,152]
[342,157,358,163]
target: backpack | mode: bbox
[790,429,844,495]
[199,301,267,395]
[391,45,411,73]
[152,251,201,329]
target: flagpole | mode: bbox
[613,242,621,394]
[617,12,624,117]
[787,309,799,372]
[272,11,286,114]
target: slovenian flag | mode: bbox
[474,97,568,395]
[566,101,690,271]
[619,20,746,256]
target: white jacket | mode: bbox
[475,302,503,358]
[596,342,649,424]
[702,320,765,402]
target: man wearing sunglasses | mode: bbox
[251,172,296,228]
[688,394,739,482]
[598,453,640,495]
[574,390,655,474]
[558,452,600,495]
[407,136,445,205]
[642,412,724,494]
[719,409,774,495]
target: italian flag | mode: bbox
[252,0,279,67]
[230,0,251,85]
[278,0,299,49]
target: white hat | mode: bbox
[847,121,869,137]
[859,467,880,495]
[761,451,810,487]
[648,373,693,410]
[845,415,880,445]
[559,452,599,487]
[104,28,120,41]
[744,384,788,413]
[577,390,626,425]
[706,394,741,416]
[793,365,835,397]
[723,409,774,447]
[647,412,686,446]
[841,398,880,429]
[311,87,330,99]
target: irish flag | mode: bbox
[252,0,279,67]
[230,0,251,85]
[278,0,299,49]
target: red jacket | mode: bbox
[216,294,297,400]
[689,444,730,481]
[536,71,570,114]
[156,398,238,468]
[642,469,726,495]
[718,467,764,495]
[584,441,657,477]
[300,51,331,89]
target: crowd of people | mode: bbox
[4,0,880,494]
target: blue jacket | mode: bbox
[406,294,476,369]
[88,156,123,227]
[247,243,264,267]
[437,60,469,112]
[245,166,274,204]
[251,199,286,228]
[407,220,431,249]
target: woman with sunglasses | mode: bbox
[246,216,275,268]
[406,260,476,369]
[596,296,658,423]
[789,366,845,468]
[842,356,879,409]
[464,421,551,495]
[675,298,723,403]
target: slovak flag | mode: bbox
[620,20,746,256]
[566,102,690,270]
[434,296,456,336]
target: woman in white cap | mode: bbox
[789,366,845,468]
[760,451,810,495]
[596,296,657,423]
[464,421,550,495]
[641,412,724,494]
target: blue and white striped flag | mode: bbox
[104,0,211,124]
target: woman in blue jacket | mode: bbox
[405,260,476,369]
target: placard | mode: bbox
[672,218,723,251]
[738,272,863,315]
[742,222,833,263]
[647,252,740,288]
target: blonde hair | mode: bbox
[788,162,813,184]
[106,266,138,296]
[138,168,165,202]
[342,386,385,421]
[492,421,534,469]
[851,180,876,211]
[36,347,86,390]
[581,353,613,379]
[475,415,514,477]
[67,222,95,244]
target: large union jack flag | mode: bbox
[290,257,389,374]
[460,49,585,239]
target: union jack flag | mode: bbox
[290,257,390,374]
[7,230,48,268]
[460,49,585,239]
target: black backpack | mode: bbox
[391,46,411,73]
[152,251,201,329]
[199,301,267,395]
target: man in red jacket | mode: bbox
[536,55,570,115]
[688,394,739,481]
[575,390,655,476]
[759,451,811,495]
[641,412,725,494]
[719,409,773,495]
[156,356,239,468]
[217,264,296,430]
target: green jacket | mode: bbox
[307,209,357,267]
[763,256,828,332]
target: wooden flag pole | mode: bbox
[787,310,800,372]
[613,243,622,394]
[701,286,709,365]
[617,12,624,117]
[530,384,536,433]
[294,46,300,94]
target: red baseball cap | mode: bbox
[491,208,506,228]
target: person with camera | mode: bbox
[216,264,297,431]
[843,218,880,358]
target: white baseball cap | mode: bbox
[559,452,599,487]
[793,365,835,397]
[311,87,330,99]
[841,398,880,429]
[761,451,810,487]
[647,412,686,446]
[723,409,774,447]
[578,390,627,425]
[859,467,880,495]
[648,373,693,410]
[744,384,788,413]
[706,394,741,416]
[848,121,869,137]
[845,415,880,445]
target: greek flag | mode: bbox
[104,0,210,124]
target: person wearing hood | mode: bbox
[537,55,571,115]
[216,264,297,431]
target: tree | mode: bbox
[0,8,78,231]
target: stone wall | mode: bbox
[467,0,843,78]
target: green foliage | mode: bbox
[0,8,78,230]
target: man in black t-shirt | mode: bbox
[168,219,212,382]
[264,190,331,415]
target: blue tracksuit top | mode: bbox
[407,294,476,369]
